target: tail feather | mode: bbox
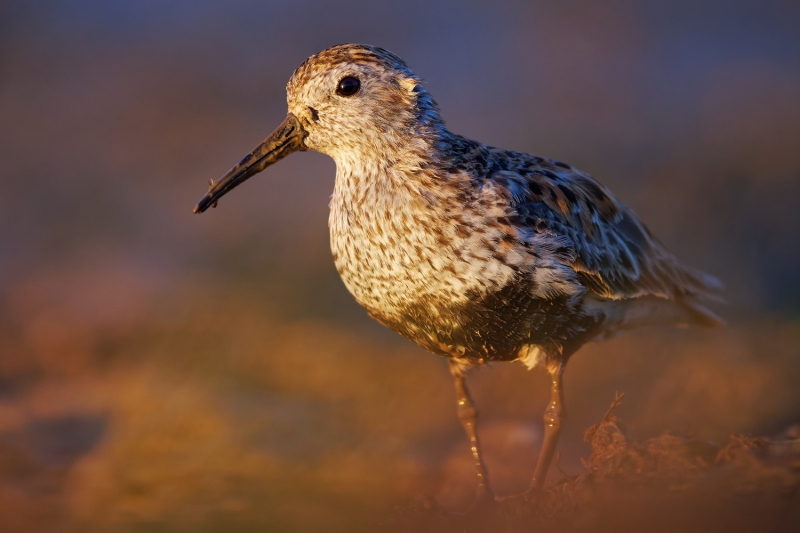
[681,300,726,328]
[678,264,725,304]
[674,265,725,327]
[585,294,724,342]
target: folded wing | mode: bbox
[488,150,723,325]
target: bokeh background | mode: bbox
[1,0,799,531]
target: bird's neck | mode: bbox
[331,125,455,201]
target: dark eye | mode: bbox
[336,76,360,96]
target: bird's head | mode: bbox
[194,44,443,213]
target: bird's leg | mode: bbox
[529,362,565,492]
[449,360,494,501]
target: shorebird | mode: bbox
[194,44,722,502]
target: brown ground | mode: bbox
[1,281,799,532]
[387,395,800,533]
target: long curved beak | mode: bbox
[194,113,307,213]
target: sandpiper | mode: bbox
[194,44,722,502]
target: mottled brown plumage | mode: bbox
[194,44,722,503]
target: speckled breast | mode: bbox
[327,174,593,361]
[329,191,496,336]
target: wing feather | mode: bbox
[486,149,722,308]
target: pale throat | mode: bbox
[327,131,439,205]
[327,149,459,311]
[328,152,427,232]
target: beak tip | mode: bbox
[194,113,306,217]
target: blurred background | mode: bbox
[1,0,799,531]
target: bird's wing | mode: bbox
[484,149,722,309]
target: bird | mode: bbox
[193,44,722,503]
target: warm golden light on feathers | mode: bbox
[195,43,723,500]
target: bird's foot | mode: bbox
[464,484,498,515]
[492,487,535,517]
[432,485,501,533]
[404,484,497,518]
